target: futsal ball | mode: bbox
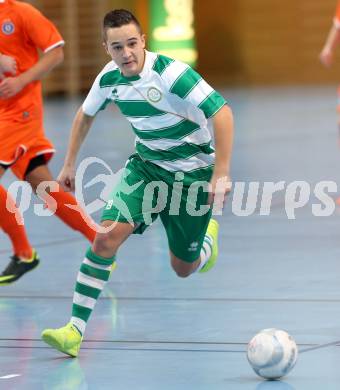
[247,328,298,380]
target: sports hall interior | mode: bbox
[1,1,340,389]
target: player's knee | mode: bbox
[25,176,40,193]
[170,255,197,278]
[173,267,192,278]
[92,232,119,257]
[25,164,51,193]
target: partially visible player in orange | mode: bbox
[320,1,340,206]
[320,1,340,68]
[320,0,340,117]
[0,0,95,284]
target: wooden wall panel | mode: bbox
[195,0,340,85]
[26,0,134,94]
[23,0,340,91]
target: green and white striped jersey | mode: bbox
[82,50,226,175]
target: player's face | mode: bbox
[104,23,146,77]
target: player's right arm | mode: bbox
[0,54,17,78]
[58,62,114,192]
[320,26,340,67]
[320,1,340,67]
[58,108,95,192]
[0,47,63,98]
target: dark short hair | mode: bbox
[103,9,142,39]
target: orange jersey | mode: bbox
[0,0,64,123]
[334,0,340,28]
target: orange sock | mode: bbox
[45,189,96,242]
[0,185,33,258]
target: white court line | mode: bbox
[299,340,340,353]
[0,374,21,379]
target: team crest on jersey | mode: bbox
[147,87,162,103]
[2,20,15,35]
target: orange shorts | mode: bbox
[0,119,55,180]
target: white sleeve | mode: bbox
[82,72,110,117]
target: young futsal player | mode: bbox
[42,9,233,357]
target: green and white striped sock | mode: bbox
[70,248,116,335]
[196,234,213,272]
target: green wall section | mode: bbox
[148,0,197,67]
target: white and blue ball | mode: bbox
[247,328,298,380]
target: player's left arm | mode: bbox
[0,46,64,99]
[209,104,234,206]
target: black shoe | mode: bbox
[0,249,40,285]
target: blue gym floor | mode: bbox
[1,86,340,389]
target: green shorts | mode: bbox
[101,154,213,262]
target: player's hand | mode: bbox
[57,166,76,192]
[0,54,17,75]
[208,172,232,211]
[319,48,333,67]
[0,76,24,98]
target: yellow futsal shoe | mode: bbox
[199,219,219,273]
[41,323,82,358]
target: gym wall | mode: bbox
[27,0,340,93]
